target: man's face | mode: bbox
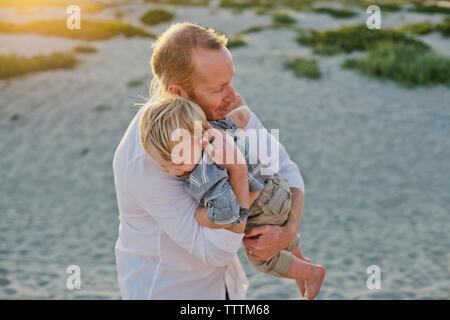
[188,46,236,121]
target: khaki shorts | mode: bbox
[245,173,301,278]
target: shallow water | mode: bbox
[0,2,449,299]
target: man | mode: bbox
[113,22,306,299]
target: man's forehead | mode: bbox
[191,47,234,84]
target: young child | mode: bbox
[139,96,326,299]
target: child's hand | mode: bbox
[201,123,247,172]
[228,105,251,129]
[230,93,247,111]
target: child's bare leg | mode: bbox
[291,246,311,296]
[292,246,311,263]
[284,256,326,300]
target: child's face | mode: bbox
[148,137,203,177]
[161,161,197,177]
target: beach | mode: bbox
[0,0,449,299]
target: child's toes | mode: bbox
[296,279,306,297]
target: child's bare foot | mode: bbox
[295,278,306,297]
[303,265,326,300]
[292,247,312,296]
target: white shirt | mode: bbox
[113,103,305,300]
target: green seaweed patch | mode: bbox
[253,6,271,15]
[114,10,125,19]
[73,44,98,53]
[143,0,209,6]
[296,24,430,55]
[239,25,268,34]
[360,1,402,12]
[141,9,175,26]
[440,18,450,36]
[284,57,321,79]
[128,79,145,87]
[219,0,267,10]
[272,11,297,25]
[311,7,357,18]
[238,22,300,35]
[342,41,450,87]
[0,52,79,79]
[0,19,156,40]
[410,3,450,15]
[227,35,248,48]
[219,0,311,13]
[397,19,450,37]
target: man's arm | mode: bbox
[127,158,248,268]
[128,124,250,267]
[243,188,304,261]
[241,109,306,261]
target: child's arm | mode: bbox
[249,190,261,205]
[195,189,257,233]
[195,209,231,229]
[195,209,246,233]
[228,105,251,129]
[192,167,249,234]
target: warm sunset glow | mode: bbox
[0,0,108,13]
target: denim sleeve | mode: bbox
[203,178,243,226]
[184,152,228,202]
[184,152,250,226]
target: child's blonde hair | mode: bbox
[139,97,208,162]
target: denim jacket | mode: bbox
[182,117,273,226]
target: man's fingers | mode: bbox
[243,237,264,253]
[242,236,255,248]
[244,226,267,238]
[245,248,264,260]
[246,250,270,261]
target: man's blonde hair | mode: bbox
[139,97,208,162]
[150,22,228,98]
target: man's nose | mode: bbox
[223,85,236,103]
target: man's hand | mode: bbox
[243,224,296,261]
[243,188,304,261]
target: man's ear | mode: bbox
[168,84,189,98]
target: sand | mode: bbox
[0,1,449,299]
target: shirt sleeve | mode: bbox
[127,157,244,267]
[244,111,305,194]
